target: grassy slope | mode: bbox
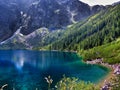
[80,38,120,64]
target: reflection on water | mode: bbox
[12,51,25,70]
[0,50,109,90]
[8,50,78,70]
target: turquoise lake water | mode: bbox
[0,50,109,90]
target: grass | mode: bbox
[55,76,100,90]
[80,38,120,64]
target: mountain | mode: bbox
[41,4,120,51]
[0,0,105,42]
[112,1,120,6]
[0,3,119,50]
[20,0,105,35]
[0,0,20,42]
[0,27,63,49]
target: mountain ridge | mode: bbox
[44,4,120,51]
[0,3,120,50]
[0,0,105,42]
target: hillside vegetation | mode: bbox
[1,4,120,65]
[45,4,120,51]
[80,38,120,64]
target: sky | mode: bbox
[80,0,120,6]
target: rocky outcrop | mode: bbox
[113,64,120,75]
[0,0,21,42]
[86,58,103,64]
[0,0,106,42]
[0,0,37,42]
[20,0,106,35]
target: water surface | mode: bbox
[0,50,109,90]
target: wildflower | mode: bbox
[45,76,53,89]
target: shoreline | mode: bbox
[75,53,114,88]
[85,61,113,86]
[84,58,120,90]
[0,49,118,89]
[35,50,118,88]
[98,67,114,87]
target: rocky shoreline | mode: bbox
[86,58,120,90]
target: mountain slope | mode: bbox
[20,0,105,35]
[44,4,120,51]
[80,38,120,64]
[0,0,105,42]
[0,28,64,49]
[0,4,119,50]
[0,0,21,42]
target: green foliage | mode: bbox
[34,30,64,50]
[111,75,120,90]
[55,76,99,90]
[45,4,120,51]
[80,38,120,64]
[39,4,120,65]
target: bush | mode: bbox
[55,76,99,90]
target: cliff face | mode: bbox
[0,0,105,42]
[0,0,36,42]
[0,0,20,42]
[20,0,105,35]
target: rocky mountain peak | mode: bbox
[0,0,106,42]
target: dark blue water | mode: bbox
[0,50,109,90]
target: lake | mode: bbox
[0,50,109,90]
